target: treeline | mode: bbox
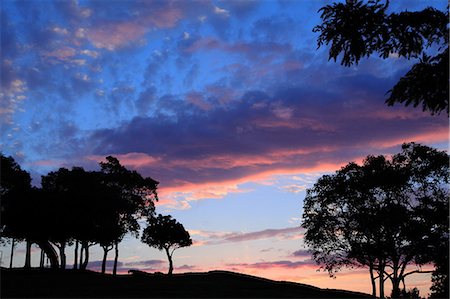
[0,155,191,275]
[302,143,449,298]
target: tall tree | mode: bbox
[42,167,108,270]
[313,0,449,114]
[141,214,192,275]
[302,143,448,298]
[0,154,58,268]
[0,154,31,261]
[100,156,159,275]
[42,167,90,269]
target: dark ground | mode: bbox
[1,267,373,298]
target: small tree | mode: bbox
[141,214,192,275]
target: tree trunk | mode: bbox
[73,240,78,269]
[36,241,59,268]
[101,246,108,274]
[391,276,401,298]
[39,249,45,268]
[9,238,15,269]
[79,242,84,269]
[390,261,401,298]
[113,241,119,276]
[369,265,376,297]
[24,240,32,269]
[401,277,406,293]
[165,247,173,275]
[81,243,89,269]
[59,242,66,269]
[379,263,385,299]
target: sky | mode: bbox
[1,0,448,296]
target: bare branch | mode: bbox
[403,269,435,278]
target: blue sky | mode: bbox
[1,0,448,296]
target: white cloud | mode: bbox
[214,6,230,17]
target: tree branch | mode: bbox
[403,269,435,278]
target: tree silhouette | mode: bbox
[42,167,98,270]
[141,214,192,275]
[0,155,59,268]
[302,143,449,298]
[1,155,159,273]
[0,154,31,268]
[100,156,159,275]
[314,0,449,114]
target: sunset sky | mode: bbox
[1,0,448,296]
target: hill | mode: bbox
[1,267,373,298]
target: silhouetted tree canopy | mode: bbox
[100,156,159,235]
[314,0,449,114]
[100,156,159,274]
[141,214,192,275]
[302,143,449,298]
[0,155,62,268]
[2,155,159,274]
[0,154,31,196]
[1,154,31,259]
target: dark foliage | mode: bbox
[302,143,449,298]
[141,214,192,275]
[1,154,159,275]
[314,0,449,114]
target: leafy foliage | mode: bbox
[313,0,449,114]
[1,154,32,241]
[1,154,160,273]
[302,143,449,297]
[141,214,192,275]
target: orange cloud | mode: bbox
[85,124,447,209]
[88,153,161,168]
[367,127,449,149]
[155,160,351,207]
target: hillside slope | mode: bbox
[1,268,373,298]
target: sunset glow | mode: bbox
[1,0,448,297]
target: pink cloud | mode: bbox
[187,226,304,246]
[87,153,160,168]
[221,227,303,243]
[144,7,182,28]
[183,38,291,58]
[87,22,148,51]
[44,46,77,60]
[226,259,317,270]
[27,159,65,167]
[86,6,182,51]
[82,150,351,208]
[279,60,303,71]
[186,92,213,111]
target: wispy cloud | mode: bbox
[280,184,307,194]
[125,260,165,267]
[190,226,303,246]
[220,227,303,243]
[226,259,317,270]
[291,249,311,258]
